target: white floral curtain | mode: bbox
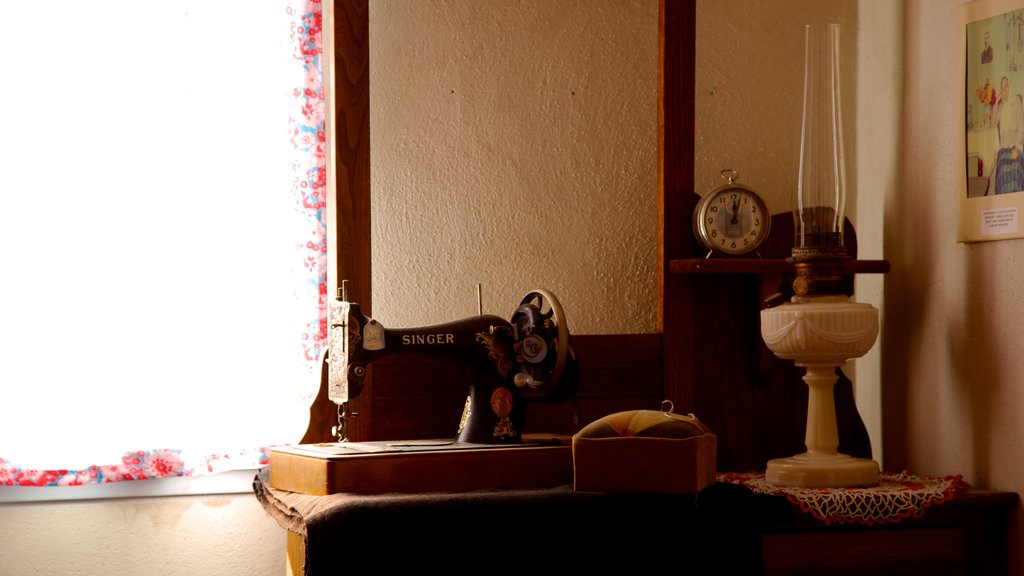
[0,1,325,485]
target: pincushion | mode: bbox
[572,408,717,494]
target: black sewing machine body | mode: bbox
[328,289,578,445]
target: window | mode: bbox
[0,1,325,487]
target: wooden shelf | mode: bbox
[669,258,890,276]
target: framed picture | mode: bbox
[958,0,1024,242]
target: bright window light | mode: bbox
[0,1,325,478]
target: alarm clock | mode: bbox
[692,169,771,257]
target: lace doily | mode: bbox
[718,470,968,526]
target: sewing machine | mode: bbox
[268,285,580,495]
[327,284,578,444]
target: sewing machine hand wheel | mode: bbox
[511,288,571,396]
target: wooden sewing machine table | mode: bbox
[254,466,1017,575]
[253,466,765,574]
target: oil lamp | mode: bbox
[759,23,881,488]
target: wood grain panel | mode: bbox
[658,0,698,419]
[304,0,372,444]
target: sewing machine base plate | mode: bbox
[268,435,573,495]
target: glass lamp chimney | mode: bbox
[794,23,847,262]
[791,23,849,297]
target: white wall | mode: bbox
[893,0,1024,570]
[854,0,902,474]
[0,490,284,576]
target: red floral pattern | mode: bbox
[289,2,329,365]
[0,448,271,487]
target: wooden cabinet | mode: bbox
[257,468,1017,575]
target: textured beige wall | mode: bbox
[695,1,858,218]
[369,0,659,334]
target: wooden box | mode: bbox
[268,439,573,495]
[571,409,717,495]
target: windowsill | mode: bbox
[0,469,259,503]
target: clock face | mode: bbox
[693,184,771,256]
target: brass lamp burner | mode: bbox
[791,257,849,297]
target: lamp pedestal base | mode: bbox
[766,451,879,488]
[760,296,881,488]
